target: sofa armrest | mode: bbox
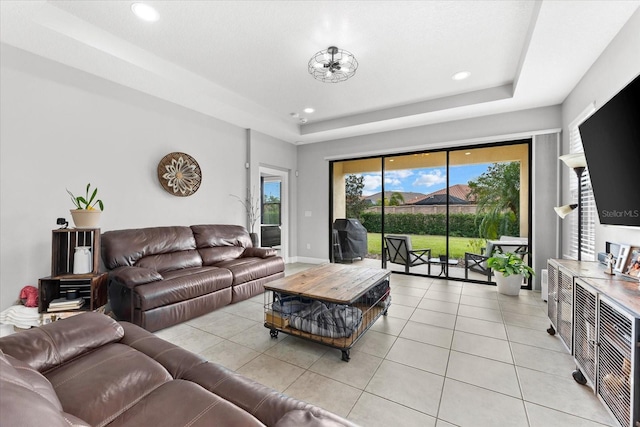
[242,247,277,258]
[110,266,163,288]
[181,363,357,427]
[118,322,206,379]
[0,312,123,373]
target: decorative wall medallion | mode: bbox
[157,152,201,197]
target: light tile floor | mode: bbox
[155,263,618,427]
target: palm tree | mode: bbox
[467,162,520,239]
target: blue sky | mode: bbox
[361,164,490,196]
[263,181,281,200]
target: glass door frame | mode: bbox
[329,139,533,288]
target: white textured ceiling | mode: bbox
[1,0,639,144]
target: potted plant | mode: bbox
[231,188,260,246]
[487,250,534,295]
[67,183,104,228]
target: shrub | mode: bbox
[359,212,517,238]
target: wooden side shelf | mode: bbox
[38,273,108,313]
[51,228,100,276]
[38,228,107,317]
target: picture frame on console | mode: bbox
[615,244,630,273]
[622,246,640,278]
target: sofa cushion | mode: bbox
[0,350,92,427]
[46,342,172,426]
[215,256,285,285]
[102,226,196,269]
[135,266,233,311]
[136,249,203,273]
[191,224,252,249]
[106,379,266,427]
[199,246,246,265]
[3,353,62,410]
[0,312,124,372]
[111,266,164,287]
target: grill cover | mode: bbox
[333,219,367,262]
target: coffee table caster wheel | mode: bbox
[383,309,388,316]
[270,329,279,339]
[341,350,350,362]
[547,325,556,335]
[572,369,587,385]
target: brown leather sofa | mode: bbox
[102,224,284,331]
[0,313,357,427]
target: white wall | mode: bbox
[0,45,256,310]
[561,7,640,257]
[297,106,563,262]
[249,129,298,260]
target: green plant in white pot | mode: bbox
[67,183,104,228]
[487,250,534,296]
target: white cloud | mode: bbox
[384,177,402,187]
[386,169,413,179]
[362,174,381,196]
[412,169,446,188]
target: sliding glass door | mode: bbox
[448,144,530,283]
[330,140,531,285]
[381,152,447,275]
[330,158,381,263]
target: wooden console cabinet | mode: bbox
[547,259,639,427]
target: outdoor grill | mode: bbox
[332,218,368,262]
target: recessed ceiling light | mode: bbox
[452,71,471,81]
[131,3,159,22]
[303,107,315,114]
[465,152,471,155]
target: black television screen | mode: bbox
[578,74,640,227]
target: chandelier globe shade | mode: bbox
[308,46,358,83]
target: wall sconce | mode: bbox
[555,153,587,260]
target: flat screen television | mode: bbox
[578,74,640,227]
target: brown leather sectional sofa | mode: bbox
[0,313,357,427]
[102,224,284,331]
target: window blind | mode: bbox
[568,105,596,261]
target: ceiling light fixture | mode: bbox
[308,46,358,83]
[303,108,315,114]
[452,71,471,81]
[131,3,159,22]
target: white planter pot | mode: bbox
[70,209,101,229]
[495,273,524,296]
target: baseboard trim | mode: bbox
[289,256,328,265]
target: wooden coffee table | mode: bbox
[264,263,391,361]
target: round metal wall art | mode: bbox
[157,152,202,197]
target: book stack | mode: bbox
[47,297,85,312]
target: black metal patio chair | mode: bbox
[383,235,431,274]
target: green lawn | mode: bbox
[367,233,476,259]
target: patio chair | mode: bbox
[464,251,493,281]
[464,236,528,281]
[383,235,431,274]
